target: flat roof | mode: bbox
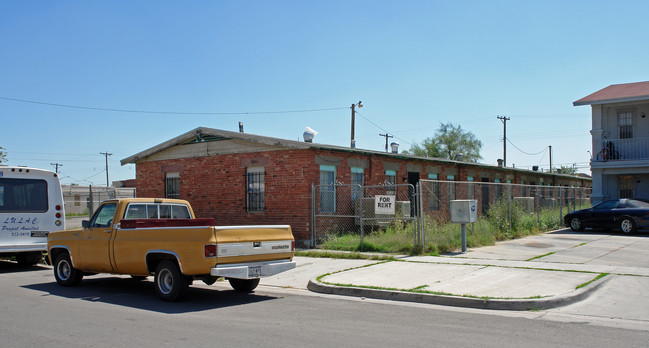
[574,81,649,106]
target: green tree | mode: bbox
[403,123,482,162]
[0,146,6,164]
[558,165,577,175]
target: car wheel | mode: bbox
[569,217,584,231]
[228,278,260,293]
[620,217,636,234]
[154,260,189,302]
[53,253,83,286]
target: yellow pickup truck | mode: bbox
[47,198,295,301]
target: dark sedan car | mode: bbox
[564,199,649,233]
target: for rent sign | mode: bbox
[375,195,396,215]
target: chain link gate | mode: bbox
[311,183,419,251]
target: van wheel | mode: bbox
[228,278,260,292]
[154,260,189,302]
[17,252,43,266]
[53,253,83,286]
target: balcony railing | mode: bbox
[593,137,649,162]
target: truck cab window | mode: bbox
[91,203,117,227]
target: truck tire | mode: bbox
[228,278,260,293]
[154,260,189,302]
[17,252,43,266]
[53,253,83,286]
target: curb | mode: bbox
[307,274,611,311]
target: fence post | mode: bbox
[311,183,316,248]
[507,183,512,231]
[359,184,364,252]
[419,181,425,251]
[559,187,563,227]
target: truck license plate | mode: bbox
[248,266,261,277]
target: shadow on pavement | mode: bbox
[0,260,50,274]
[22,276,279,314]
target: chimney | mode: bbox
[497,159,503,167]
[390,142,399,153]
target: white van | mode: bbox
[0,166,65,265]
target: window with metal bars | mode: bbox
[618,111,633,139]
[165,173,180,199]
[247,167,265,213]
[619,175,633,199]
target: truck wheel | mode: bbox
[154,260,189,302]
[17,252,43,266]
[228,278,260,293]
[53,253,83,286]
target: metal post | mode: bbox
[311,183,316,248]
[461,223,467,253]
[419,181,425,250]
[359,184,364,252]
[507,184,512,231]
[559,187,563,227]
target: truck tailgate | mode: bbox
[214,225,294,264]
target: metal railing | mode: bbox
[593,137,649,162]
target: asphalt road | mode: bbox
[1,262,647,347]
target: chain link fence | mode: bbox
[311,179,591,252]
[311,183,417,249]
[417,179,591,248]
[62,185,136,217]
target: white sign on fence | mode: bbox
[375,195,396,215]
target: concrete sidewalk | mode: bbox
[283,229,649,310]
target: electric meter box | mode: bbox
[450,200,478,223]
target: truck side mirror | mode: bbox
[82,220,90,228]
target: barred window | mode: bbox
[165,172,180,199]
[618,111,633,139]
[428,173,440,211]
[247,167,265,213]
[320,165,336,213]
[619,175,633,199]
[351,167,363,201]
[385,170,397,194]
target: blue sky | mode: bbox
[2,1,648,185]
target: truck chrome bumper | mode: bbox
[211,259,296,279]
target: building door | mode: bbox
[481,178,490,214]
[408,172,420,216]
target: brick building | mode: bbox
[121,127,591,247]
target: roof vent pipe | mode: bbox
[497,159,504,167]
[390,142,399,153]
[455,153,463,161]
[239,122,244,133]
[303,127,318,143]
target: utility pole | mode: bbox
[379,133,393,152]
[549,145,552,173]
[497,116,510,167]
[351,101,362,148]
[100,152,112,187]
[50,162,62,174]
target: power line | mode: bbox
[506,138,548,156]
[0,96,348,115]
[355,111,412,146]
